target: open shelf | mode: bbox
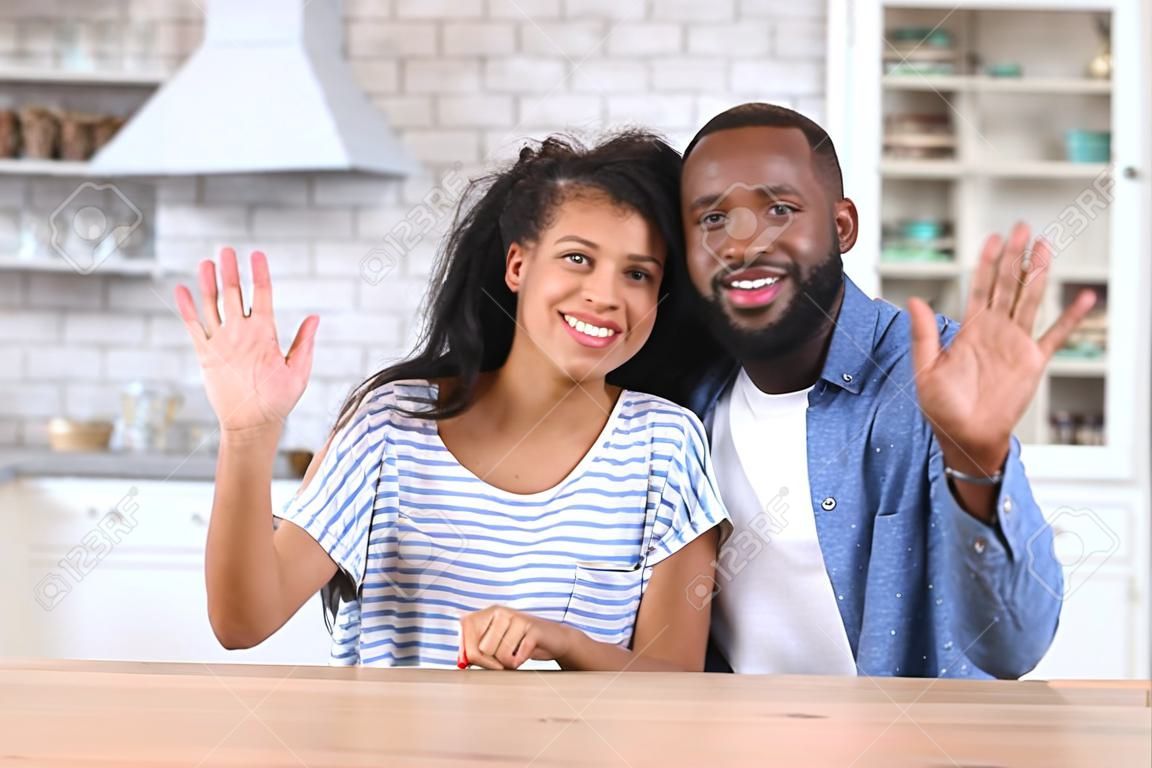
[883,74,1112,94]
[0,257,158,277]
[1048,356,1108,378]
[880,160,964,178]
[881,160,1111,179]
[878,260,963,278]
[0,160,95,177]
[982,162,1111,179]
[0,67,167,87]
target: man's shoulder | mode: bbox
[869,296,961,369]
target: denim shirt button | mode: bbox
[973,537,987,554]
[821,497,836,511]
[841,373,854,384]
[1002,498,1013,514]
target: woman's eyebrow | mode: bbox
[554,235,600,249]
[627,254,664,268]
[556,235,661,267]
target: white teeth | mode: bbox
[564,314,616,338]
[731,276,779,290]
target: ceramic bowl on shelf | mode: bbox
[985,62,1023,78]
[1065,130,1111,163]
[47,418,114,452]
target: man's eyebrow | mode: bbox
[689,184,805,210]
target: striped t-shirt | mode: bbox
[276,380,729,668]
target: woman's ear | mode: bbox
[505,241,527,293]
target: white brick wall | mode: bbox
[0,0,827,449]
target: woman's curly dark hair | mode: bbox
[332,130,713,430]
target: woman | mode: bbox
[175,132,729,671]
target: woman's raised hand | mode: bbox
[175,247,319,436]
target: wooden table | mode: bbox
[0,660,1148,767]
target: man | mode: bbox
[680,103,1094,679]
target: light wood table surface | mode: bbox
[0,659,1148,767]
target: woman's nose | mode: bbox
[581,268,621,310]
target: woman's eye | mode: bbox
[564,252,588,265]
[626,269,651,282]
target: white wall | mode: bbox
[0,0,828,451]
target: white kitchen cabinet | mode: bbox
[4,477,331,665]
[1022,483,1149,679]
[827,0,1151,679]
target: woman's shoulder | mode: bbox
[616,389,709,445]
[335,379,437,438]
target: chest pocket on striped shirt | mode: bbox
[562,563,645,647]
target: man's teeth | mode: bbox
[730,276,780,290]
[564,314,616,338]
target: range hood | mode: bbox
[90,0,417,176]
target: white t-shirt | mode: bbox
[710,369,857,675]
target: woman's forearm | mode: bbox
[204,425,285,648]
[556,628,701,672]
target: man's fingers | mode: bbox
[965,234,1002,323]
[908,297,942,378]
[1038,289,1097,359]
[218,247,246,322]
[990,223,1031,315]
[1011,236,1053,332]
[197,259,222,332]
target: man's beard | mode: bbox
[693,248,845,361]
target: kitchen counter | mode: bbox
[0,449,300,483]
[0,660,1148,766]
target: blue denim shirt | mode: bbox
[689,277,1062,679]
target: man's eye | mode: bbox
[700,212,726,229]
[768,203,795,216]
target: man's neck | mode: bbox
[740,285,845,395]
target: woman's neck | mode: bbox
[477,337,619,432]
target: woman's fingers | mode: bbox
[511,631,538,669]
[461,610,505,670]
[495,619,529,668]
[198,259,222,333]
[218,247,246,322]
[174,284,209,354]
[286,315,319,374]
[477,611,512,657]
[251,250,274,317]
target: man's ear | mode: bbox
[505,241,526,293]
[835,198,860,253]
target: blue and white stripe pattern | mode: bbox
[276,380,728,668]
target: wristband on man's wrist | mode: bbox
[943,465,1003,486]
